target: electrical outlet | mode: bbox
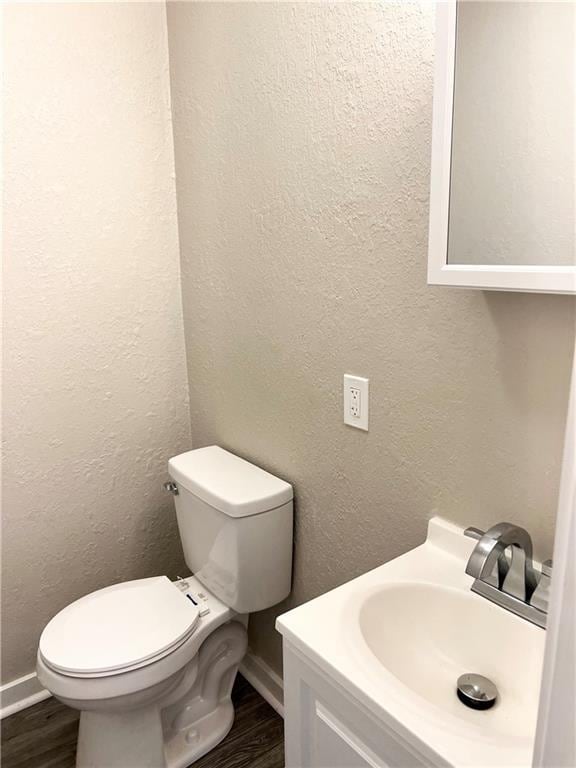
[343,375,369,431]
[350,387,361,418]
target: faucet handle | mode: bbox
[464,526,509,589]
[464,527,485,540]
[530,559,553,613]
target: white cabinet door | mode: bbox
[310,701,388,768]
[283,642,435,768]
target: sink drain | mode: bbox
[456,673,498,710]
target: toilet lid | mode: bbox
[39,576,200,677]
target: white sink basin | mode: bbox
[277,518,546,767]
[359,582,543,745]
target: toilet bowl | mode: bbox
[37,447,293,768]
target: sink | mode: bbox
[277,517,546,767]
[358,582,544,744]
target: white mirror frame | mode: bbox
[427,1,576,295]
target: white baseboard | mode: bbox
[1,672,51,720]
[240,650,284,718]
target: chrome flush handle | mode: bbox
[163,481,179,495]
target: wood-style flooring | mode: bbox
[1,675,284,768]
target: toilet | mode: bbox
[36,446,293,768]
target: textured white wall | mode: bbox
[2,2,191,684]
[167,1,576,674]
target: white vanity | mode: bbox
[276,519,546,768]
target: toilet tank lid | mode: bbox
[168,446,293,517]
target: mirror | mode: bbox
[428,1,576,293]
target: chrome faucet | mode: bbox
[464,523,552,629]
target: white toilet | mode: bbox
[37,446,293,768]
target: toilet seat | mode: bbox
[39,576,200,678]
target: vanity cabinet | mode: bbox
[277,518,541,767]
[283,643,440,768]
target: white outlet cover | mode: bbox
[343,375,369,431]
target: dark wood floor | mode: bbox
[1,675,284,768]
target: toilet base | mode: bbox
[74,622,248,768]
[76,698,235,768]
[161,621,246,768]
[77,706,167,768]
[164,699,234,768]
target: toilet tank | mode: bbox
[168,446,293,614]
